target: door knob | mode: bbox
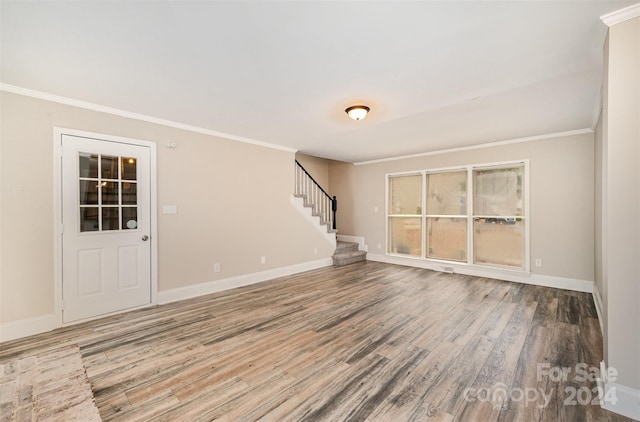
[141,235,149,241]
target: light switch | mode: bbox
[163,205,177,214]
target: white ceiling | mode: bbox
[1,1,635,163]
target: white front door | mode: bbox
[62,134,151,323]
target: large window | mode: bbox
[387,162,527,271]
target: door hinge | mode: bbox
[59,223,64,234]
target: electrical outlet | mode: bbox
[535,259,543,267]
[214,263,221,273]
[374,206,378,213]
[261,256,266,264]
[314,247,318,255]
[377,243,382,250]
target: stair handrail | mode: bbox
[295,160,337,230]
[295,160,331,198]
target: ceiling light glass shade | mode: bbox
[345,105,370,121]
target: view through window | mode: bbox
[387,162,526,270]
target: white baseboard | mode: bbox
[0,313,60,343]
[529,273,593,293]
[158,257,333,304]
[336,235,367,251]
[366,253,594,293]
[593,288,605,334]
[0,258,333,343]
[601,382,640,420]
[598,361,640,420]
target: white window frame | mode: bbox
[386,172,423,258]
[424,168,469,263]
[385,160,530,273]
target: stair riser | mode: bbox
[332,255,366,267]
[332,242,366,267]
[297,193,336,232]
[290,195,336,249]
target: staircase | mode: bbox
[293,195,338,235]
[332,241,367,267]
[294,160,367,267]
[294,160,338,235]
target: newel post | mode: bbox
[332,196,337,230]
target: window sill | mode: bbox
[384,252,530,276]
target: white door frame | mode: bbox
[53,127,158,326]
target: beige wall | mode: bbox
[0,92,334,323]
[347,133,595,281]
[603,16,640,390]
[295,153,330,190]
[328,160,356,235]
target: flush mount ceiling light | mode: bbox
[345,105,370,121]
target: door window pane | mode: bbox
[426,171,467,215]
[80,207,99,232]
[426,217,466,261]
[102,207,120,231]
[473,167,523,216]
[121,157,137,180]
[101,155,119,180]
[79,180,98,205]
[474,218,524,269]
[389,175,422,215]
[101,181,119,205]
[79,153,98,178]
[121,182,137,205]
[389,217,422,256]
[122,207,138,230]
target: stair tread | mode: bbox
[335,241,359,253]
[336,241,358,247]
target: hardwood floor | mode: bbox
[0,262,634,421]
[2,346,101,421]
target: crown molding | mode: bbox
[0,83,297,154]
[600,3,640,27]
[353,128,594,166]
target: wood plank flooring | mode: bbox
[0,262,634,421]
[1,346,101,421]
